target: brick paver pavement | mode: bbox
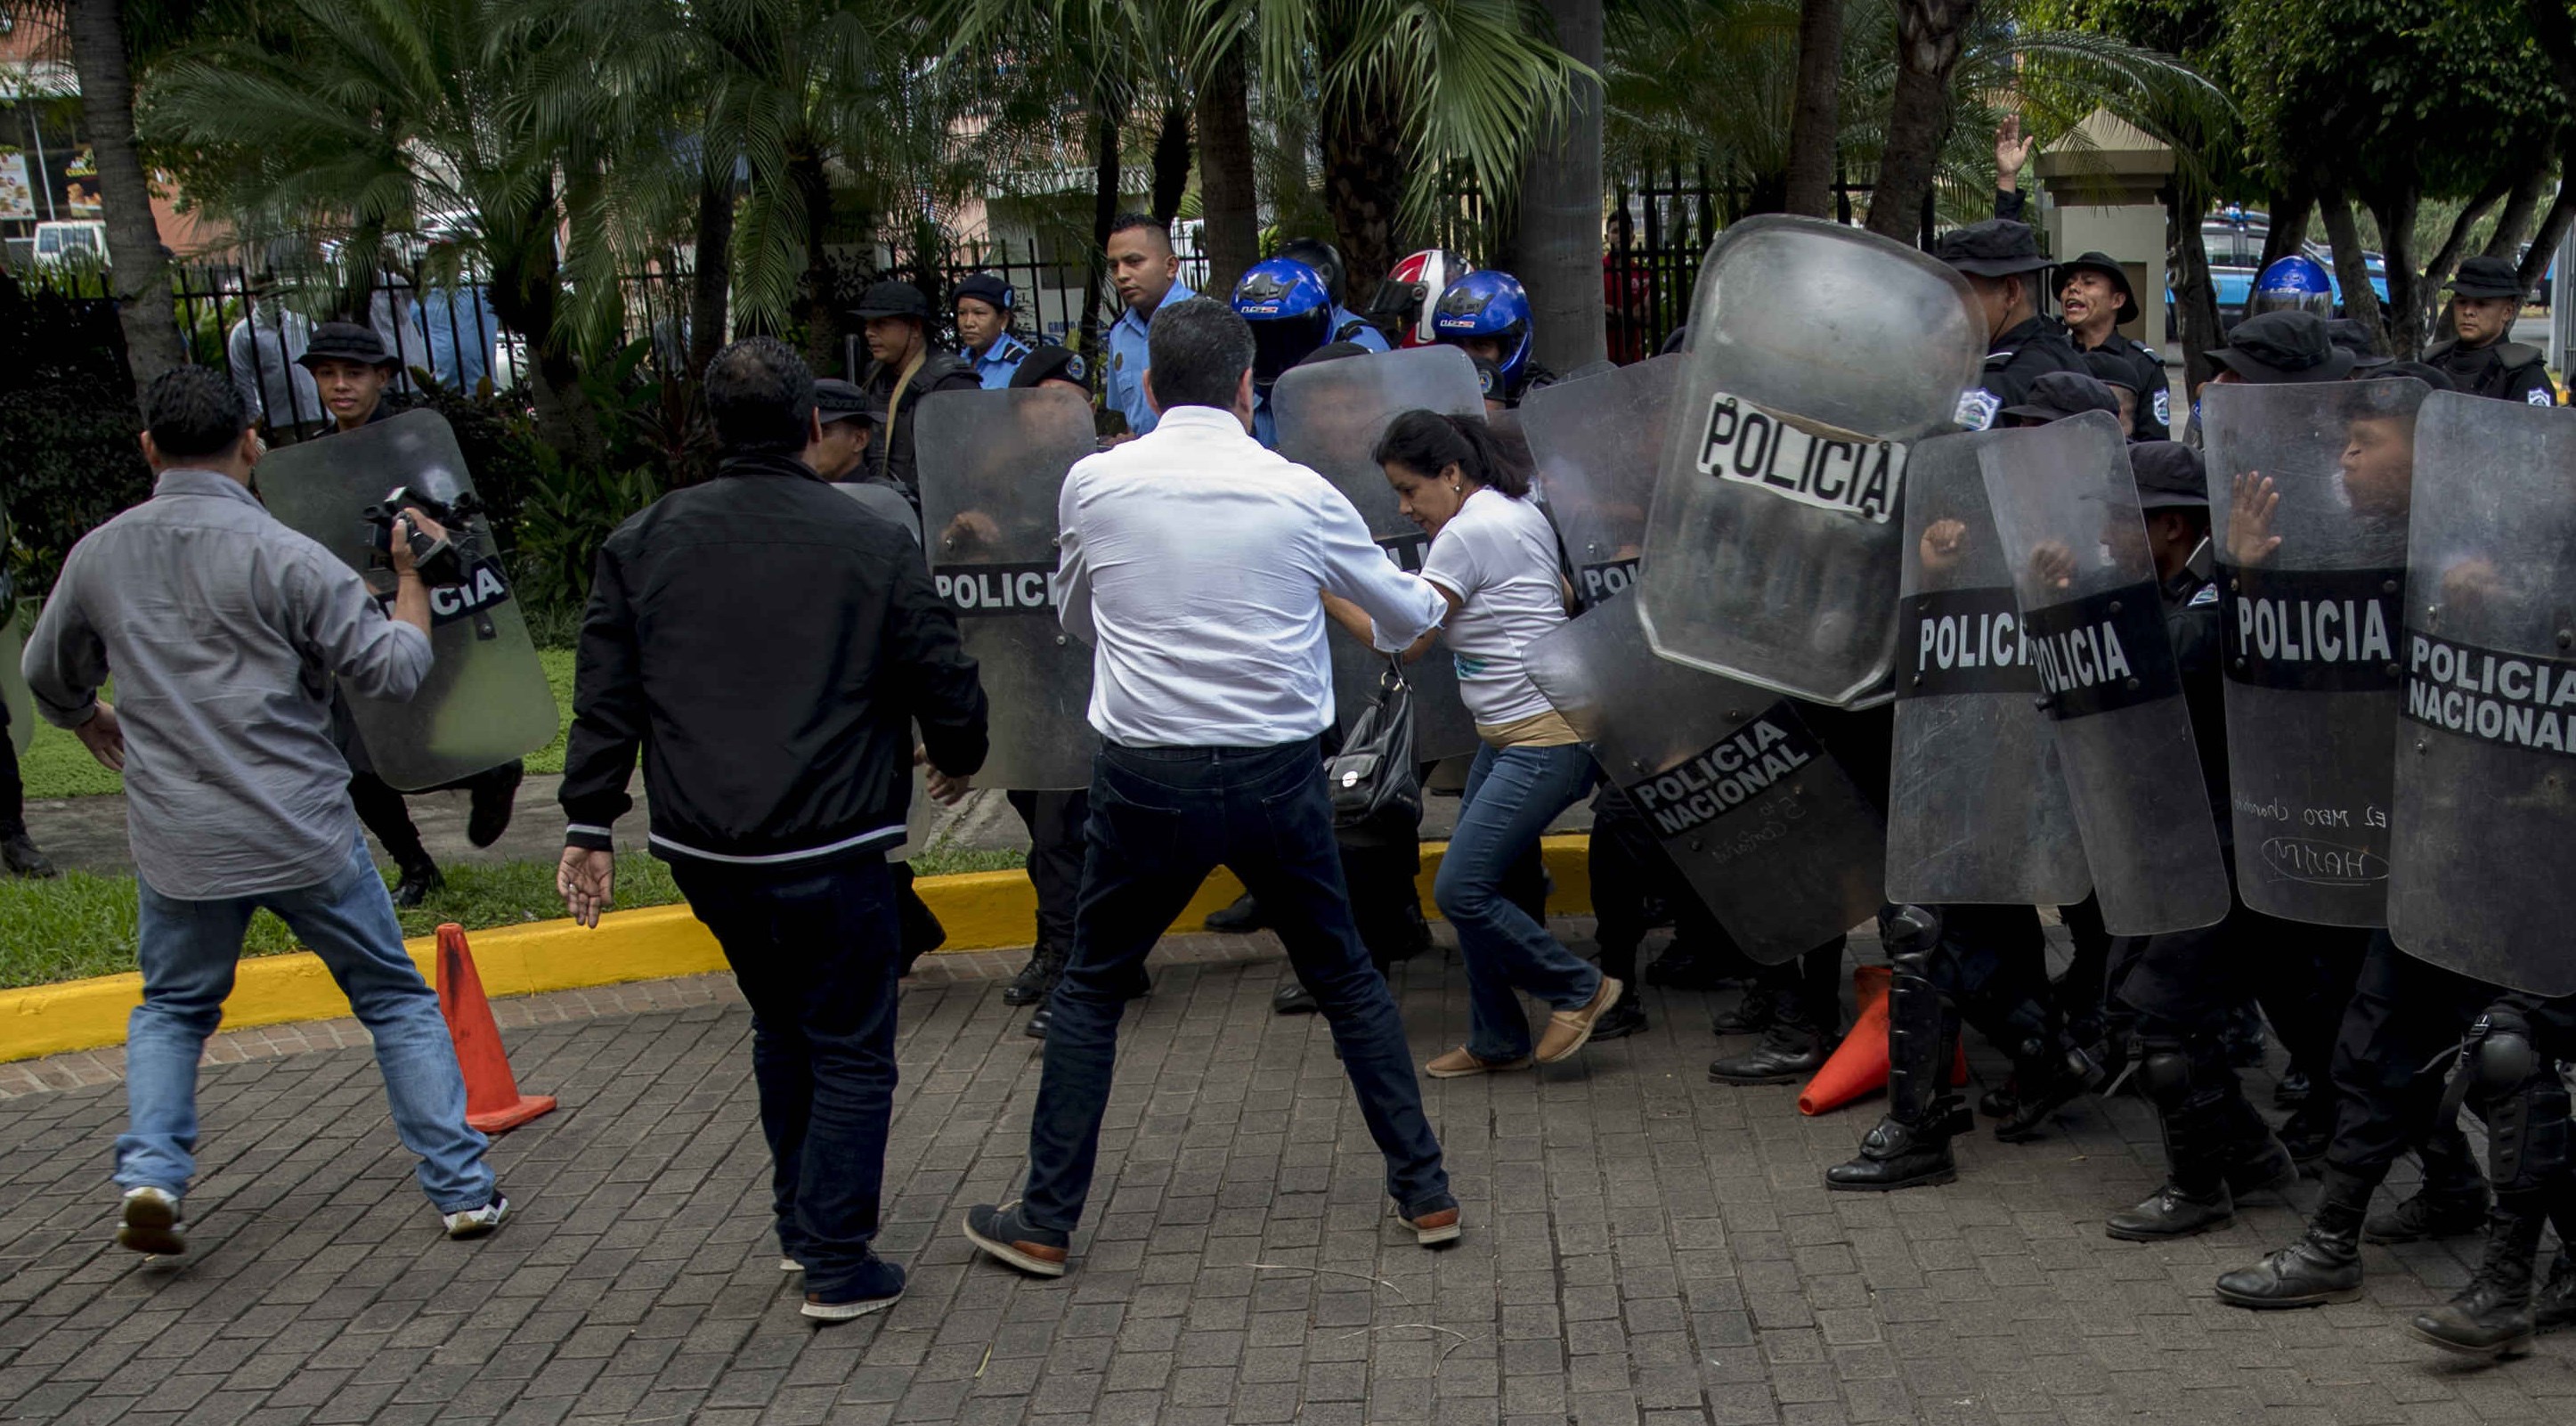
[3,925,2570,1425]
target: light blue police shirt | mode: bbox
[1102,281,1196,434]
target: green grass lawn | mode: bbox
[0,843,1025,990]
[17,649,578,800]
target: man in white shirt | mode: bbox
[961,298,1463,1276]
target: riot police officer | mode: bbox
[1230,257,1337,447]
[1932,220,2086,429]
[2426,256,2555,406]
[851,281,979,500]
[953,273,1032,388]
[1434,271,1556,407]
[2056,252,2171,438]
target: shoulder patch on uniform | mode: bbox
[2152,388,2171,427]
[1111,352,1123,371]
[1066,353,1087,381]
[2528,386,2553,407]
[1954,387,2002,431]
[2189,583,2219,607]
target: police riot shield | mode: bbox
[1523,355,1681,610]
[1977,412,2231,935]
[838,479,922,544]
[255,411,557,791]
[916,386,1100,791]
[1637,216,1986,706]
[1886,432,2090,905]
[1272,344,1487,760]
[2203,379,2427,926]
[1524,590,1886,962]
[2387,392,2576,994]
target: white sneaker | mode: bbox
[115,1186,185,1256]
[442,1194,511,1240]
[779,1257,804,1273]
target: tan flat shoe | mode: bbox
[1426,1046,1532,1079]
[1535,975,1623,1063]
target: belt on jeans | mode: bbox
[1105,737,1321,762]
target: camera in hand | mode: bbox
[362,485,485,586]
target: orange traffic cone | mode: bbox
[1796,966,1968,1116]
[435,923,557,1134]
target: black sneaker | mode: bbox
[800,1253,906,1322]
[2,830,58,879]
[1205,892,1267,933]
[1003,947,1063,1006]
[391,859,443,909]
[466,761,524,849]
[962,1202,1070,1277]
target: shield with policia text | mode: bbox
[1978,412,2231,936]
[254,410,557,791]
[1884,431,2090,906]
[915,385,1101,791]
[1524,589,1886,961]
[2387,392,2576,995]
[1522,355,1682,611]
[1637,216,1986,706]
[1272,344,1487,760]
[2203,378,2427,926]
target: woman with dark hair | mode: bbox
[1328,409,1622,1076]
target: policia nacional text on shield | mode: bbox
[1978,412,2231,936]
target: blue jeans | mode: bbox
[1024,739,1451,1233]
[1438,742,1602,1062]
[124,836,493,1211]
[669,854,901,1301]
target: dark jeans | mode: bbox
[670,854,902,1299]
[1024,738,1451,1233]
[1006,789,1089,953]
[1589,784,1733,984]
[349,770,428,867]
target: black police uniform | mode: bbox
[2426,255,2556,408]
[2053,252,2171,440]
[850,281,982,501]
[1932,219,2087,430]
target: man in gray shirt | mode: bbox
[22,367,508,1257]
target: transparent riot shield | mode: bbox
[2387,392,2576,995]
[1525,590,1886,961]
[1977,412,2231,935]
[1272,344,1487,759]
[255,410,558,791]
[838,479,922,544]
[1637,216,1986,706]
[2204,379,2426,925]
[1886,432,2090,906]
[1523,355,1681,610]
[916,386,1100,791]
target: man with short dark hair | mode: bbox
[851,281,979,500]
[25,365,507,1257]
[1100,215,1196,436]
[558,336,988,1323]
[960,297,1460,1278]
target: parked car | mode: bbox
[30,220,106,268]
[2168,207,2391,333]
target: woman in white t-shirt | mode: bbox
[1329,410,1623,1077]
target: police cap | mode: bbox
[2447,255,2526,302]
[1933,219,2053,278]
[2000,371,2122,424]
[2081,349,2142,394]
[1007,344,1089,391]
[2325,318,2394,370]
[2056,251,2137,321]
[2206,310,2354,384]
[953,272,1015,313]
[2127,441,2208,511]
[812,378,881,426]
[851,280,932,322]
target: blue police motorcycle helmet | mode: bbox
[2249,254,2336,320]
[1231,258,1335,387]
[1433,270,1533,391]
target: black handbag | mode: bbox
[1326,655,1423,843]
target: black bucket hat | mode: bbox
[2128,441,2209,511]
[2055,251,2138,322]
[297,321,400,371]
[2000,371,2123,424]
[1933,219,2054,278]
[2206,311,2354,384]
[851,281,932,322]
[2447,255,2526,302]
[2325,318,2394,371]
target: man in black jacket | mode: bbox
[556,337,987,1324]
[852,281,981,501]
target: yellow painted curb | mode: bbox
[0,835,1592,1065]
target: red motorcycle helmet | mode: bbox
[1365,249,1475,348]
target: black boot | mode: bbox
[1003,945,1064,1006]
[1980,994,2101,1145]
[2215,1168,2373,1308]
[1587,982,1646,1041]
[465,760,524,849]
[1205,892,1266,933]
[1711,991,1774,1036]
[2106,1039,2239,1242]
[2538,1249,2576,1334]
[1829,916,1968,1192]
[390,857,443,909]
[2369,1119,2491,1243]
[2,828,57,878]
[1707,1015,1825,1084]
[2409,1194,2546,1359]
[2274,1095,2335,1168]
[2272,1067,2312,1107]
[1646,941,1741,991]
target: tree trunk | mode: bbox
[1081,99,1125,356]
[2319,190,2388,354]
[1784,0,1845,219]
[2517,175,2576,295]
[1150,99,1191,229]
[1512,0,1605,375]
[66,0,184,399]
[690,159,736,380]
[485,192,605,474]
[1320,74,1407,309]
[2420,174,2508,343]
[1865,0,1979,244]
[2166,182,2224,392]
[1194,37,1261,300]
[2363,184,2423,357]
[790,145,840,374]
[2482,143,2558,258]
[2257,184,2313,268]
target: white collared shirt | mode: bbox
[1054,405,1450,747]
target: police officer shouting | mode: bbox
[1933,219,2086,430]
[851,281,979,501]
[954,273,1032,388]
[2057,252,2172,438]
[2425,256,2555,406]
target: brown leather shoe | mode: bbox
[1535,975,1623,1064]
[1394,1203,1463,1245]
[1426,1046,1531,1079]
